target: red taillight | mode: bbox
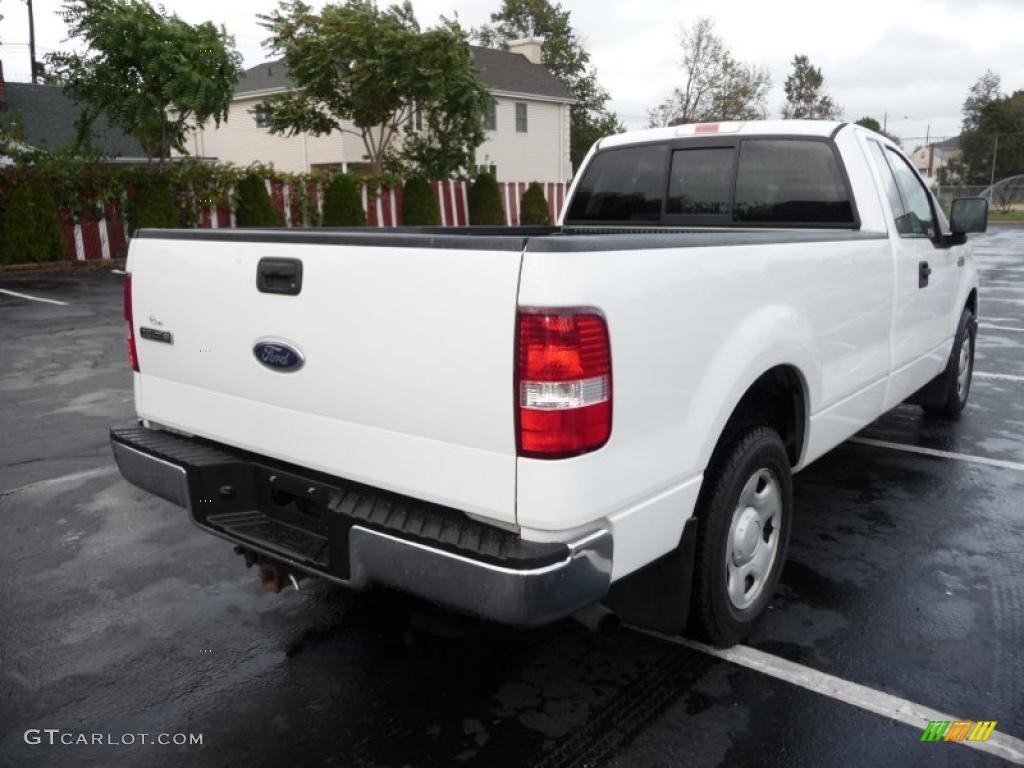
[124,273,139,372]
[516,311,612,458]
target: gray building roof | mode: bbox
[0,82,146,158]
[236,45,574,102]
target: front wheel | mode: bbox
[691,427,793,647]
[919,307,976,420]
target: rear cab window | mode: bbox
[565,136,858,228]
[565,145,666,222]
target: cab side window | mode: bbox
[885,148,937,239]
[866,140,905,224]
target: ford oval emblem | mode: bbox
[253,340,305,372]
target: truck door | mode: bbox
[863,139,951,404]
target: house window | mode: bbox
[486,99,497,131]
[414,108,423,132]
[254,108,270,129]
[515,102,528,133]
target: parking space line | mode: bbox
[632,629,1024,765]
[0,466,118,499]
[975,372,1024,383]
[0,288,69,306]
[980,324,1024,333]
[848,436,1024,472]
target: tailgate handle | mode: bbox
[257,258,303,296]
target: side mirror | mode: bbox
[950,197,988,235]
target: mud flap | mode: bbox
[603,517,697,635]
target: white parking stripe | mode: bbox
[633,630,1024,765]
[0,466,118,499]
[975,372,1024,382]
[980,324,1024,333]
[0,288,69,306]
[848,436,1024,472]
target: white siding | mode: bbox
[475,96,572,182]
[189,93,572,182]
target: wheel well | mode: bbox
[966,288,977,317]
[716,366,807,467]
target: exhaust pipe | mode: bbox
[572,602,620,637]
[234,548,304,593]
[257,558,303,593]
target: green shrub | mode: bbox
[2,178,65,263]
[321,174,366,226]
[519,182,552,226]
[125,177,180,236]
[468,172,505,225]
[235,174,280,227]
[401,176,439,226]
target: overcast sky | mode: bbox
[3,0,1023,146]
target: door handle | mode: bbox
[918,260,932,288]
[257,257,303,296]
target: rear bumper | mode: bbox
[111,426,612,626]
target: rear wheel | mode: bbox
[691,427,792,647]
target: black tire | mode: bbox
[691,427,792,647]
[919,307,976,420]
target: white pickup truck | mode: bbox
[112,120,988,646]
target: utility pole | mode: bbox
[989,134,999,193]
[27,0,38,84]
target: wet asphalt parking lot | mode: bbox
[1,229,1023,768]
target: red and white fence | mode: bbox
[59,179,570,261]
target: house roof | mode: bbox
[235,45,574,102]
[934,135,960,150]
[0,82,146,158]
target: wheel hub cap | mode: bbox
[957,336,971,400]
[731,508,761,564]
[726,468,782,611]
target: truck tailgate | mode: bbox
[127,232,524,524]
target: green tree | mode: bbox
[962,70,1001,133]
[235,175,281,227]
[782,55,842,120]
[468,172,505,225]
[519,182,551,225]
[47,0,241,162]
[649,17,770,127]
[259,0,490,177]
[854,116,901,146]
[855,116,880,132]
[2,178,65,263]
[321,174,366,226]
[401,176,440,225]
[477,0,623,171]
[958,90,1024,184]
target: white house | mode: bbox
[910,136,961,182]
[188,38,575,183]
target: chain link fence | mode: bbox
[935,177,1024,215]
